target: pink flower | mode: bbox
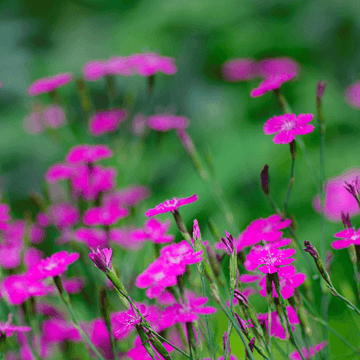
[257,57,300,78]
[66,144,113,164]
[250,73,295,97]
[74,228,108,248]
[27,73,73,96]
[130,53,177,76]
[37,212,50,227]
[89,109,127,136]
[109,228,145,250]
[239,274,264,283]
[106,56,134,76]
[23,247,44,268]
[258,265,306,299]
[0,203,11,230]
[82,61,107,81]
[61,277,85,294]
[345,81,360,109]
[29,224,46,244]
[331,228,360,249]
[222,58,257,82]
[244,239,295,274]
[89,247,113,273]
[103,185,150,208]
[131,113,148,136]
[263,113,314,144]
[42,318,81,343]
[48,203,80,229]
[0,314,31,338]
[26,251,79,280]
[313,169,360,222]
[45,163,75,183]
[88,318,113,359]
[83,205,129,226]
[241,214,292,247]
[42,104,66,128]
[112,306,143,339]
[148,114,189,132]
[258,306,299,339]
[127,335,174,360]
[289,341,327,360]
[145,194,198,217]
[131,218,174,244]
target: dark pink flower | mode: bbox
[145,194,198,217]
[112,305,144,339]
[37,212,50,227]
[66,144,113,164]
[263,113,314,144]
[35,301,65,318]
[26,251,79,280]
[74,228,108,248]
[258,265,306,299]
[0,314,31,338]
[89,109,127,136]
[48,203,80,229]
[222,58,257,82]
[45,163,75,183]
[103,185,150,208]
[82,61,107,81]
[131,218,174,244]
[130,53,177,76]
[27,73,73,96]
[289,341,327,360]
[241,214,292,247]
[88,318,113,359]
[61,277,85,294]
[256,57,300,78]
[23,247,44,268]
[148,114,189,132]
[250,73,295,97]
[83,205,129,226]
[89,247,113,273]
[42,318,81,343]
[345,81,360,109]
[331,228,360,249]
[127,335,174,360]
[29,224,46,244]
[0,203,11,228]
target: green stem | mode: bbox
[283,141,296,216]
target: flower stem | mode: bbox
[283,140,296,216]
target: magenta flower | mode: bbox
[257,57,300,78]
[88,318,113,360]
[127,335,174,360]
[331,228,360,249]
[82,60,107,81]
[66,144,113,164]
[27,73,73,96]
[89,247,113,273]
[83,205,129,226]
[0,314,31,338]
[145,194,198,217]
[222,58,257,82]
[263,113,314,144]
[313,169,360,222]
[250,73,295,98]
[37,212,50,227]
[106,56,135,76]
[148,114,189,132]
[289,341,327,360]
[112,305,144,339]
[130,53,177,76]
[244,239,295,274]
[258,265,306,299]
[48,203,80,229]
[241,214,292,247]
[23,247,44,268]
[26,251,79,280]
[0,203,11,230]
[29,224,46,244]
[45,162,76,183]
[42,318,81,343]
[109,228,145,250]
[103,185,150,208]
[74,228,108,248]
[61,277,85,294]
[89,109,127,136]
[131,218,174,244]
[345,80,360,109]
[258,306,299,339]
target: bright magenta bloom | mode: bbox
[241,214,292,247]
[222,58,257,82]
[29,224,46,244]
[257,57,299,78]
[42,318,81,343]
[88,318,113,359]
[26,251,79,280]
[250,73,295,97]
[89,247,113,273]
[244,239,295,274]
[258,265,306,299]
[130,53,177,76]
[45,163,75,183]
[289,341,327,360]
[148,114,189,132]
[0,203,11,230]
[131,218,174,244]
[331,228,360,249]
[48,203,80,230]
[74,228,108,248]
[127,335,174,360]
[66,144,113,164]
[345,81,360,109]
[23,247,44,268]
[82,60,107,81]
[27,73,73,96]
[83,205,129,226]
[145,194,198,217]
[112,305,144,339]
[0,314,31,338]
[313,169,360,222]
[263,113,314,144]
[89,109,127,136]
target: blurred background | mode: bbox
[1,0,360,357]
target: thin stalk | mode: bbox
[283,140,296,216]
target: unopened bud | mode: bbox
[260,164,269,195]
[89,247,113,273]
[303,241,318,259]
[341,211,352,229]
[245,337,256,358]
[193,219,201,241]
[223,331,229,353]
[316,81,327,102]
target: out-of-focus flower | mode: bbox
[250,73,295,97]
[84,205,129,226]
[148,114,189,132]
[263,113,314,144]
[89,247,113,273]
[37,212,50,227]
[222,58,257,82]
[29,224,46,244]
[130,53,177,76]
[127,335,174,360]
[23,247,44,268]
[256,57,300,78]
[27,73,73,96]
[48,203,80,230]
[103,185,150,208]
[45,163,75,183]
[0,314,31,338]
[131,113,148,136]
[88,318,113,360]
[66,144,113,164]
[345,81,360,109]
[89,109,127,136]
[145,194,198,217]
[331,228,360,249]
[131,218,174,244]
[74,228,108,248]
[42,318,81,343]
[289,341,327,360]
[0,203,11,230]
[109,228,145,250]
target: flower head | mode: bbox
[257,57,299,78]
[345,80,360,109]
[263,113,314,144]
[89,247,113,273]
[222,58,257,82]
[83,205,129,226]
[0,314,31,338]
[102,185,150,208]
[27,73,73,96]
[89,109,127,136]
[145,194,198,217]
[42,318,81,343]
[74,228,108,248]
[131,218,174,244]
[250,73,295,97]
[48,203,80,230]
[331,228,360,249]
[66,144,113,164]
[112,305,143,339]
[148,114,189,132]
[130,53,177,76]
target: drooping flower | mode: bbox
[27,73,73,96]
[251,73,295,98]
[89,247,113,273]
[103,185,150,208]
[130,53,177,76]
[0,314,31,338]
[89,109,127,136]
[83,205,129,226]
[145,194,198,217]
[148,114,189,132]
[256,57,300,78]
[222,58,257,82]
[289,341,327,360]
[345,80,360,109]
[26,251,79,280]
[331,228,360,249]
[48,203,80,230]
[131,218,174,244]
[258,265,306,299]
[263,113,314,144]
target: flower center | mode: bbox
[281,120,295,131]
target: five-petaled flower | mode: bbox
[250,73,295,97]
[331,228,360,249]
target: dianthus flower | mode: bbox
[66,144,113,164]
[241,214,292,247]
[48,203,80,229]
[258,265,306,299]
[0,203,11,230]
[258,306,299,339]
[256,57,300,78]
[88,318,113,359]
[89,247,113,273]
[37,212,50,227]
[148,114,189,132]
[313,169,360,222]
[102,185,150,208]
[263,113,314,144]
[83,205,129,226]
[23,247,44,268]
[244,238,295,274]
[112,305,144,339]
[145,194,198,217]
[345,80,360,109]
[26,251,79,280]
[130,53,177,76]
[250,73,295,98]
[127,335,174,360]
[215,232,247,253]
[82,61,108,81]
[131,218,174,244]
[289,341,327,360]
[42,318,81,343]
[0,314,31,338]
[45,162,76,183]
[331,228,360,249]
[222,58,257,82]
[29,224,46,244]
[109,228,145,250]
[74,228,108,248]
[132,113,148,136]
[89,109,127,136]
[27,73,73,96]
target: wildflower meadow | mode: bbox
[1,2,360,360]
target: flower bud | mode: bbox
[89,247,113,273]
[260,164,269,195]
